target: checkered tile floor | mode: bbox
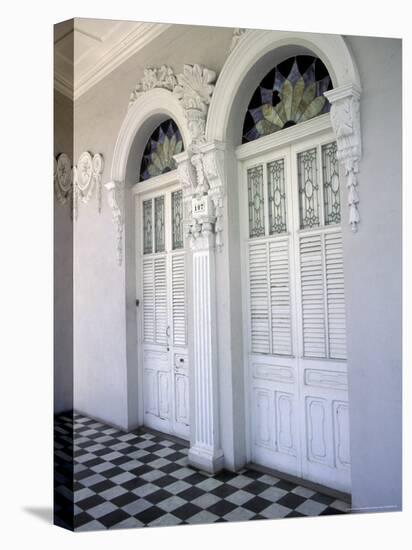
[54,412,350,531]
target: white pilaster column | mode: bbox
[174,148,224,473]
[188,223,224,473]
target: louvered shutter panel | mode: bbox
[299,234,327,358]
[325,231,347,359]
[172,253,186,346]
[154,256,167,345]
[143,258,155,343]
[269,239,292,355]
[249,242,270,354]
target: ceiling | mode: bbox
[54,18,171,100]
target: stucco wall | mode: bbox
[54,88,74,414]
[342,35,402,512]
[73,23,234,430]
[70,23,402,510]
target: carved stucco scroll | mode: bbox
[129,65,177,108]
[324,84,362,232]
[105,180,125,266]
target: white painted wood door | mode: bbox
[137,183,189,441]
[240,129,351,493]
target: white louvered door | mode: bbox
[242,132,351,493]
[138,185,189,441]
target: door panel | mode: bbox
[244,134,351,493]
[139,188,190,441]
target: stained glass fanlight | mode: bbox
[139,119,183,181]
[242,56,332,144]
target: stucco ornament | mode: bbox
[229,28,247,53]
[129,65,177,108]
[55,153,73,207]
[324,84,362,232]
[174,143,226,251]
[173,64,216,145]
[73,152,105,220]
[105,180,125,266]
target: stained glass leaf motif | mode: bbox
[172,190,184,250]
[322,142,341,225]
[298,148,320,229]
[140,119,184,181]
[143,199,153,255]
[247,165,265,238]
[242,56,332,143]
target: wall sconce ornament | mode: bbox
[54,152,104,219]
[73,152,104,220]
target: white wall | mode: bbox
[343,35,402,512]
[73,22,234,430]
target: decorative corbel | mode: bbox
[324,84,362,232]
[199,142,226,251]
[174,151,198,242]
[105,180,125,266]
[73,152,105,220]
[129,65,177,108]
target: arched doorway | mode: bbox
[109,88,192,440]
[206,30,361,493]
[135,118,189,440]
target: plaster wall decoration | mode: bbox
[73,152,105,220]
[173,64,216,145]
[129,65,177,108]
[54,153,73,214]
[229,28,247,53]
[174,144,226,251]
[105,180,125,265]
[324,84,362,232]
[172,64,228,250]
[174,152,198,241]
[196,143,226,251]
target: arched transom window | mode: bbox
[139,118,184,181]
[242,55,332,143]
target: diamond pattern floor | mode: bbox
[54,412,350,531]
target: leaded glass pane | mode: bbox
[247,165,265,238]
[140,119,184,181]
[242,56,332,143]
[322,142,341,225]
[267,159,287,234]
[143,199,153,255]
[298,148,320,229]
[172,190,184,250]
[154,196,165,253]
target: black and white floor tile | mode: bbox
[54,412,350,531]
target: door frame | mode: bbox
[132,170,189,439]
[235,114,350,489]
